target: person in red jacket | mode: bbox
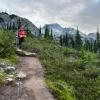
[17,26,26,49]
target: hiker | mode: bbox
[16,26,26,49]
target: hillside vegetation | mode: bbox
[23,35,100,100]
[0,29,17,85]
[0,29,16,62]
[0,28,100,100]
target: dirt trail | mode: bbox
[0,53,55,100]
[18,56,55,100]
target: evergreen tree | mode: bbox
[96,28,100,54]
[89,40,93,52]
[70,37,75,48]
[59,35,63,46]
[62,35,66,46]
[44,25,50,39]
[50,29,53,40]
[65,32,69,46]
[84,40,90,51]
[93,40,98,53]
[12,22,15,30]
[17,19,21,29]
[75,27,82,50]
[39,25,42,37]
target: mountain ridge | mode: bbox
[0,12,97,40]
[42,23,97,40]
[0,12,39,35]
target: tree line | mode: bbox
[5,21,100,54]
[39,25,100,54]
[59,27,100,54]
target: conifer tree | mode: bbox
[17,19,21,29]
[84,40,90,51]
[12,22,15,30]
[44,25,50,39]
[93,40,98,53]
[59,35,63,46]
[39,25,42,37]
[65,32,69,46]
[96,28,100,54]
[62,35,66,46]
[89,40,93,52]
[75,27,82,50]
[50,29,53,40]
[70,37,75,48]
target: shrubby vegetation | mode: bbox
[0,71,6,85]
[0,29,17,85]
[22,35,100,100]
[0,28,17,63]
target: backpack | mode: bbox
[18,27,26,38]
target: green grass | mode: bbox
[23,36,100,100]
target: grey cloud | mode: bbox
[0,0,99,32]
[76,0,100,32]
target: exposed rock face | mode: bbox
[0,12,39,35]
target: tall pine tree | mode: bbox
[50,29,53,40]
[39,25,42,37]
[75,26,82,50]
[44,25,50,39]
[96,28,100,54]
[17,19,21,29]
[70,37,75,48]
[65,32,69,46]
[59,35,63,46]
[63,35,66,46]
[93,40,98,53]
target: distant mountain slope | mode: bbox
[42,23,97,41]
[88,33,96,41]
[0,12,39,35]
[42,23,63,37]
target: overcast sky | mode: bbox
[0,0,100,33]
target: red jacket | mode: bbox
[18,27,26,38]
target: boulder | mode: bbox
[4,66,16,73]
[6,75,15,84]
[16,48,37,57]
[6,77,14,83]
[16,71,26,79]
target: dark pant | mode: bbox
[18,37,24,49]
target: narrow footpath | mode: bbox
[0,50,55,100]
